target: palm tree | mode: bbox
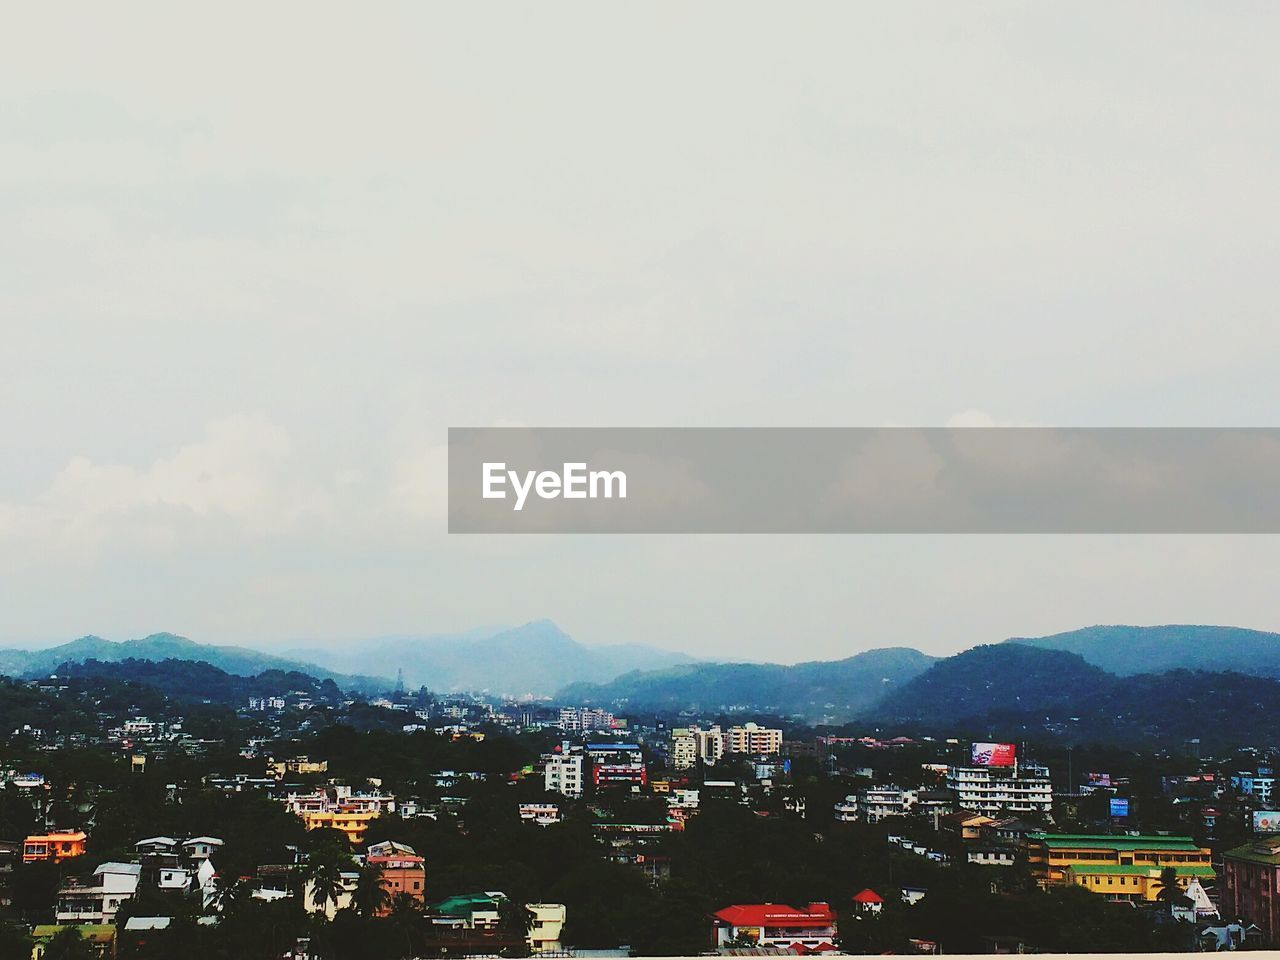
[1153,866,1186,905]
[354,861,390,918]
[306,854,346,915]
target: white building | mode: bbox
[544,751,585,798]
[857,785,920,822]
[518,802,561,826]
[946,766,1053,816]
[56,862,141,924]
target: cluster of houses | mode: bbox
[20,827,568,959]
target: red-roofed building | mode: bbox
[712,902,838,953]
[852,888,884,914]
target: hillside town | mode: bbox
[0,663,1278,959]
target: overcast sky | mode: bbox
[3,4,1279,661]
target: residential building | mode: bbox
[23,830,88,864]
[967,847,1017,867]
[670,730,698,770]
[182,837,223,860]
[711,902,838,953]
[587,743,647,789]
[1028,834,1214,902]
[671,725,728,767]
[431,893,503,931]
[940,811,995,842]
[518,802,561,826]
[283,787,395,845]
[544,750,585,798]
[558,707,617,733]
[268,757,329,777]
[726,722,783,756]
[367,840,426,914]
[852,889,884,915]
[528,902,567,954]
[56,862,141,924]
[856,785,918,822]
[1221,836,1280,945]
[1232,772,1276,807]
[946,765,1053,816]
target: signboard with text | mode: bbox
[971,742,1017,767]
[1110,798,1131,818]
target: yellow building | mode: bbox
[268,757,329,777]
[1028,834,1213,902]
[300,808,380,845]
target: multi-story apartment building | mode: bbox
[587,743,647,789]
[1222,836,1280,945]
[1028,833,1214,902]
[558,707,617,733]
[855,785,919,822]
[946,765,1053,816]
[282,787,396,845]
[1232,771,1276,807]
[726,722,783,756]
[56,862,141,924]
[670,725,727,767]
[544,751,585,798]
[528,903,567,954]
[366,840,426,915]
[670,730,699,770]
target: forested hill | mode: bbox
[868,643,1280,749]
[559,647,936,717]
[50,657,348,705]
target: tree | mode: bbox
[305,851,348,915]
[354,861,390,918]
[0,925,32,960]
[40,927,95,960]
[1153,866,1183,904]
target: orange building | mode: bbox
[23,830,88,863]
[366,840,425,914]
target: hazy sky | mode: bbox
[3,4,1279,661]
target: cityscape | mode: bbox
[0,626,1278,958]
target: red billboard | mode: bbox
[971,742,1017,767]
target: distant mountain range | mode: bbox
[553,624,1280,735]
[559,647,936,719]
[1006,624,1280,677]
[0,632,383,690]
[0,622,692,698]
[4,623,1278,741]
[286,620,695,696]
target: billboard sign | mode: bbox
[1110,798,1131,818]
[1253,811,1280,833]
[971,742,1017,767]
[1088,772,1112,787]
